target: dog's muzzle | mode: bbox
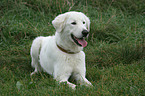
[71,30,89,47]
[82,30,89,37]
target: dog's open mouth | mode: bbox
[71,34,87,47]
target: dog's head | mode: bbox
[52,11,90,48]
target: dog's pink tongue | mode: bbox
[77,39,87,47]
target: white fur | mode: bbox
[30,11,92,89]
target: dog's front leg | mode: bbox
[74,74,92,87]
[79,77,92,87]
[55,76,76,89]
[53,68,76,89]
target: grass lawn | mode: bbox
[0,0,144,95]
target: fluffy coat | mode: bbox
[30,11,92,89]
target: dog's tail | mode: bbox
[30,36,43,69]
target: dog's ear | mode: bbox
[52,13,67,33]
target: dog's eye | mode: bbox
[83,21,85,24]
[71,22,76,25]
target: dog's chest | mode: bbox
[63,55,82,66]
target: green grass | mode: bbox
[0,0,144,95]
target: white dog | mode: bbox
[30,11,92,89]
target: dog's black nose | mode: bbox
[82,30,89,37]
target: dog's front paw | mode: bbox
[59,81,76,90]
[79,78,93,87]
[85,81,93,87]
[70,84,76,90]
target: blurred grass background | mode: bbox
[0,0,145,95]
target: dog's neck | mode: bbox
[56,44,79,54]
[55,32,83,54]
